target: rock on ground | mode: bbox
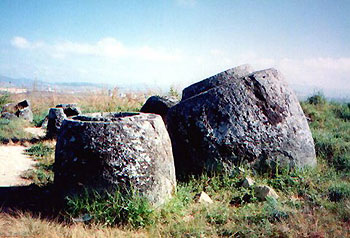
[140,96,178,125]
[56,103,81,117]
[254,185,279,200]
[195,191,213,204]
[54,112,176,206]
[167,67,316,176]
[1,100,33,122]
[46,108,67,139]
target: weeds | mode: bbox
[65,189,155,228]
[21,142,55,186]
[0,118,31,142]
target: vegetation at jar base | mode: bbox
[65,188,156,228]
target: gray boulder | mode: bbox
[16,107,33,122]
[56,103,81,117]
[182,64,253,100]
[1,100,33,122]
[54,112,176,206]
[167,68,316,176]
[46,108,67,138]
[1,112,17,120]
[254,185,279,200]
[1,103,17,113]
[140,96,178,124]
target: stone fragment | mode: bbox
[195,191,213,204]
[242,177,255,188]
[16,108,33,122]
[1,112,17,120]
[140,96,178,125]
[1,103,17,113]
[46,108,67,138]
[56,103,81,117]
[254,185,279,200]
[54,112,176,206]
[167,67,316,176]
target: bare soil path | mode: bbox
[0,145,36,187]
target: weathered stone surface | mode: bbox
[56,103,81,117]
[41,116,49,129]
[242,177,255,188]
[1,112,17,120]
[46,108,67,138]
[182,64,253,100]
[195,191,213,204]
[54,112,176,206]
[16,107,33,122]
[167,68,316,176]
[254,185,279,200]
[1,103,17,113]
[1,100,33,122]
[140,96,178,124]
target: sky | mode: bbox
[0,0,349,95]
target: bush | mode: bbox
[0,118,31,142]
[0,93,11,107]
[25,142,54,157]
[307,92,326,105]
[329,182,350,202]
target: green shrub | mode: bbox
[329,182,350,202]
[262,197,289,222]
[0,118,31,142]
[22,142,55,186]
[0,93,11,107]
[307,92,327,105]
[25,142,54,157]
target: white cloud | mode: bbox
[11,36,30,49]
[10,36,182,62]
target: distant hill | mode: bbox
[0,75,111,92]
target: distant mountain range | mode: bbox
[0,75,111,92]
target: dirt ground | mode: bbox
[0,145,35,186]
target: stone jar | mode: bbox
[54,112,176,205]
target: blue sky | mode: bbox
[0,0,349,94]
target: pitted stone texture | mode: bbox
[56,103,81,117]
[46,108,67,138]
[140,96,178,124]
[167,68,316,176]
[54,112,176,206]
[182,64,253,100]
[1,100,33,122]
[16,108,33,122]
[1,103,17,113]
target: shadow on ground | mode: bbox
[0,184,64,218]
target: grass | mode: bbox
[0,118,32,142]
[21,141,55,186]
[1,92,350,237]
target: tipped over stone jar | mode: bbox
[54,112,176,206]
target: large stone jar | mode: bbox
[167,68,316,176]
[54,112,176,205]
